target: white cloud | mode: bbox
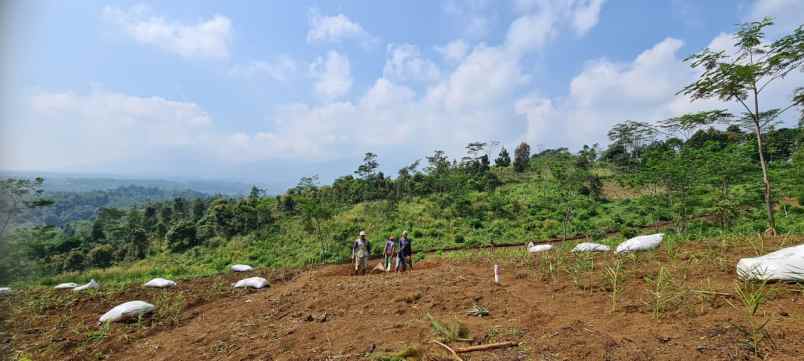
[229,55,297,82]
[518,35,803,150]
[572,0,606,35]
[102,4,232,59]
[443,0,494,39]
[505,0,606,54]
[306,10,377,46]
[428,45,529,112]
[383,44,441,83]
[749,0,804,35]
[309,51,353,100]
[9,89,214,170]
[435,39,469,63]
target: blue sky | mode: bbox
[1,0,802,190]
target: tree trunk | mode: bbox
[753,121,776,235]
[754,119,776,235]
[751,80,776,236]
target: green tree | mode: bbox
[63,250,86,272]
[0,177,52,239]
[165,220,198,253]
[675,18,804,235]
[513,142,531,173]
[495,147,511,167]
[87,244,114,268]
[355,152,379,179]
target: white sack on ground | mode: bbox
[0,287,10,295]
[143,278,176,288]
[233,277,269,289]
[615,233,664,254]
[737,244,804,281]
[231,264,254,272]
[98,301,155,324]
[527,242,553,253]
[54,283,79,290]
[73,279,99,292]
[572,242,611,252]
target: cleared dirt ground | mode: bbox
[4,235,804,361]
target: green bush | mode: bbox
[454,234,465,244]
[87,244,114,268]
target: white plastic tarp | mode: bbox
[615,234,664,254]
[737,244,804,281]
[231,264,254,272]
[0,287,10,295]
[98,301,155,324]
[527,242,553,253]
[572,242,611,252]
[54,283,79,290]
[143,278,176,288]
[233,277,269,289]
[73,279,99,292]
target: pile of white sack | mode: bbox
[526,233,665,254]
[572,242,611,252]
[615,234,664,254]
[233,277,269,289]
[98,301,155,324]
[73,279,99,292]
[54,282,79,290]
[231,264,254,272]
[143,278,176,288]
[527,242,553,253]
[737,244,804,281]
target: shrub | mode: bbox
[165,221,199,253]
[621,226,639,239]
[63,250,86,272]
[454,234,465,244]
[87,244,114,268]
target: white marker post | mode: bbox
[494,264,500,285]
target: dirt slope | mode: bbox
[5,236,804,360]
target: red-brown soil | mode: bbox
[4,235,804,361]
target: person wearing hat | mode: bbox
[396,230,413,272]
[352,230,371,275]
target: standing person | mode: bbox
[352,230,371,275]
[397,231,413,272]
[383,236,396,272]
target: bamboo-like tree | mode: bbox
[672,18,804,235]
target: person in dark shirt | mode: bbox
[383,236,396,272]
[396,230,412,272]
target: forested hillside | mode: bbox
[16,186,208,228]
[1,120,803,285]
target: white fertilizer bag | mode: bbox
[98,301,155,324]
[737,244,804,281]
[143,278,176,288]
[73,279,99,292]
[572,242,611,253]
[233,277,269,289]
[231,264,254,272]
[615,233,664,254]
[54,283,79,290]
[527,242,553,253]
[0,287,10,296]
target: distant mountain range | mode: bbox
[1,171,262,195]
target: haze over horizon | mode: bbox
[2,0,803,188]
